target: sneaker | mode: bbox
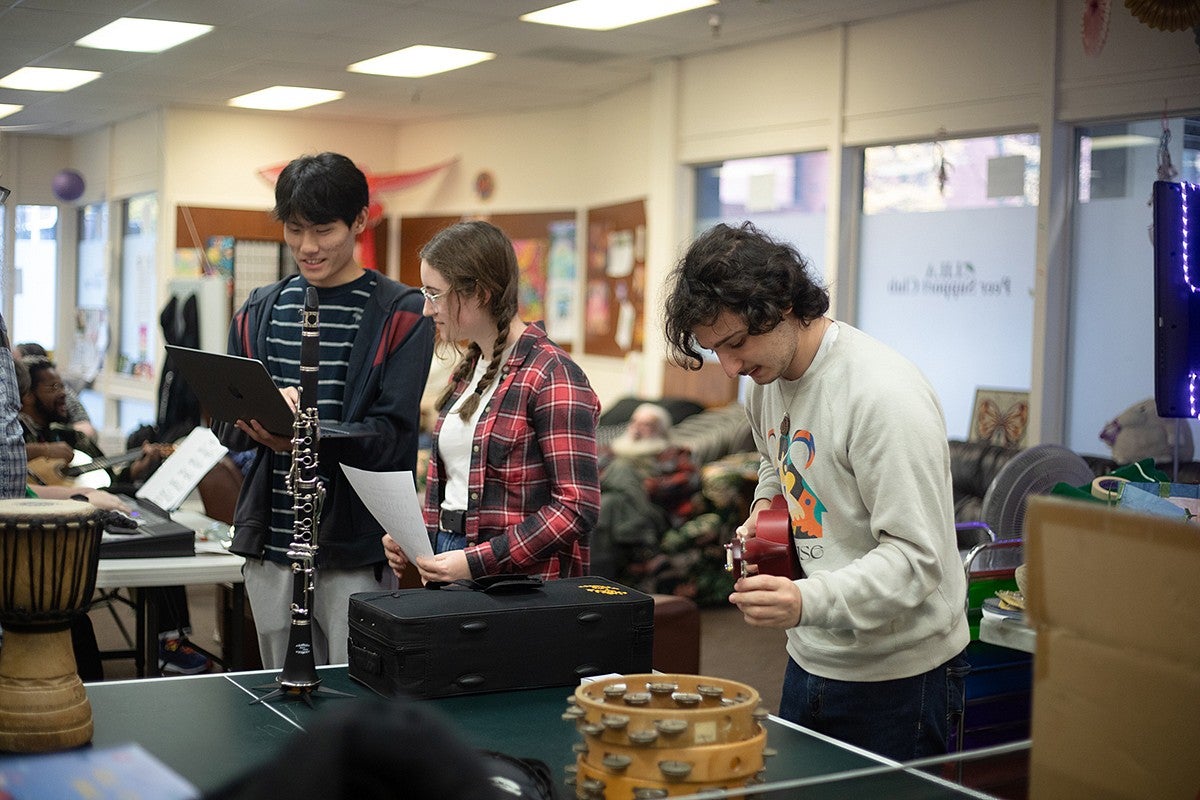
[159,638,211,675]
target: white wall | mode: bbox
[678,29,841,162]
[391,106,586,215]
[842,0,1048,143]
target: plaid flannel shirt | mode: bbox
[0,315,27,499]
[424,324,600,579]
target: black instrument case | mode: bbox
[348,576,654,699]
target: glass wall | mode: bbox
[118,193,158,379]
[74,202,109,428]
[11,204,59,350]
[1067,116,1200,458]
[856,134,1040,440]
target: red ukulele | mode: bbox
[725,495,802,580]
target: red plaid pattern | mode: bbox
[424,325,600,579]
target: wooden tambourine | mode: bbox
[564,673,772,797]
[724,495,801,580]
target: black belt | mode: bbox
[440,509,467,535]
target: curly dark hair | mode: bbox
[664,222,829,369]
[20,355,56,394]
[272,152,369,227]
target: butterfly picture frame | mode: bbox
[969,388,1031,449]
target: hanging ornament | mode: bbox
[1083,0,1113,56]
[933,135,952,196]
[52,168,85,202]
[1147,115,1178,244]
[1157,123,1178,182]
[1124,0,1200,32]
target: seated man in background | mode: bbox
[16,355,210,674]
[18,356,162,490]
[13,342,97,442]
[594,403,699,578]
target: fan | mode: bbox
[981,444,1096,540]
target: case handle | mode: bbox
[425,575,544,594]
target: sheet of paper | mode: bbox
[341,464,433,559]
[135,427,228,511]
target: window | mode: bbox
[856,134,1040,439]
[695,152,830,264]
[117,193,158,378]
[74,202,110,427]
[11,205,60,350]
[1066,116,1200,456]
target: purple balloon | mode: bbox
[52,168,85,202]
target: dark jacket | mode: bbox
[217,274,433,569]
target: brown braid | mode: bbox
[454,319,510,422]
[435,343,481,415]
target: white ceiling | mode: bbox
[0,0,954,137]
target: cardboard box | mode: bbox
[1025,496,1200,800]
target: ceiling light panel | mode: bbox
[0,67,102,92]
[228,86,345,111]
[520,0,718,31]
[348,45,496,78]
[75,18,214,53]
[0,104,24,120]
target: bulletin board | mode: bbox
[583,199,647,358]
[399,211,579,346]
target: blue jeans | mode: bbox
[777,650,969,762]
[435,531,467,553]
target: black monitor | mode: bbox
[1153,180,1199,419]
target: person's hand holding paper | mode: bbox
[341,465,433,577]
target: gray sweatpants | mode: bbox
[242,558,396,669]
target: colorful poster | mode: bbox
[512,237,548,322]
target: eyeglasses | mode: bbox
[420,286,450,306]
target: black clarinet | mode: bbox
[255,287,348,704]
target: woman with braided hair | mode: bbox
[383,220,600,583]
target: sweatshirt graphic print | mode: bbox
[769,414,827,555]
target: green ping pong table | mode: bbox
[48,666,1019,799]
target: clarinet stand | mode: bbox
[251,561,353,707]
[252,287,351,706]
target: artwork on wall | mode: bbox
[584,199,647,357]
[969,387,1030,448]
[544,219,578,344]
[511,237,548,322]
[398,211,578,347]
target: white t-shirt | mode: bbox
[438,346,514,514]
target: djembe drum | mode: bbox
[0,498,103,753]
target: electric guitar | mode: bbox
[27,444,175,490]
